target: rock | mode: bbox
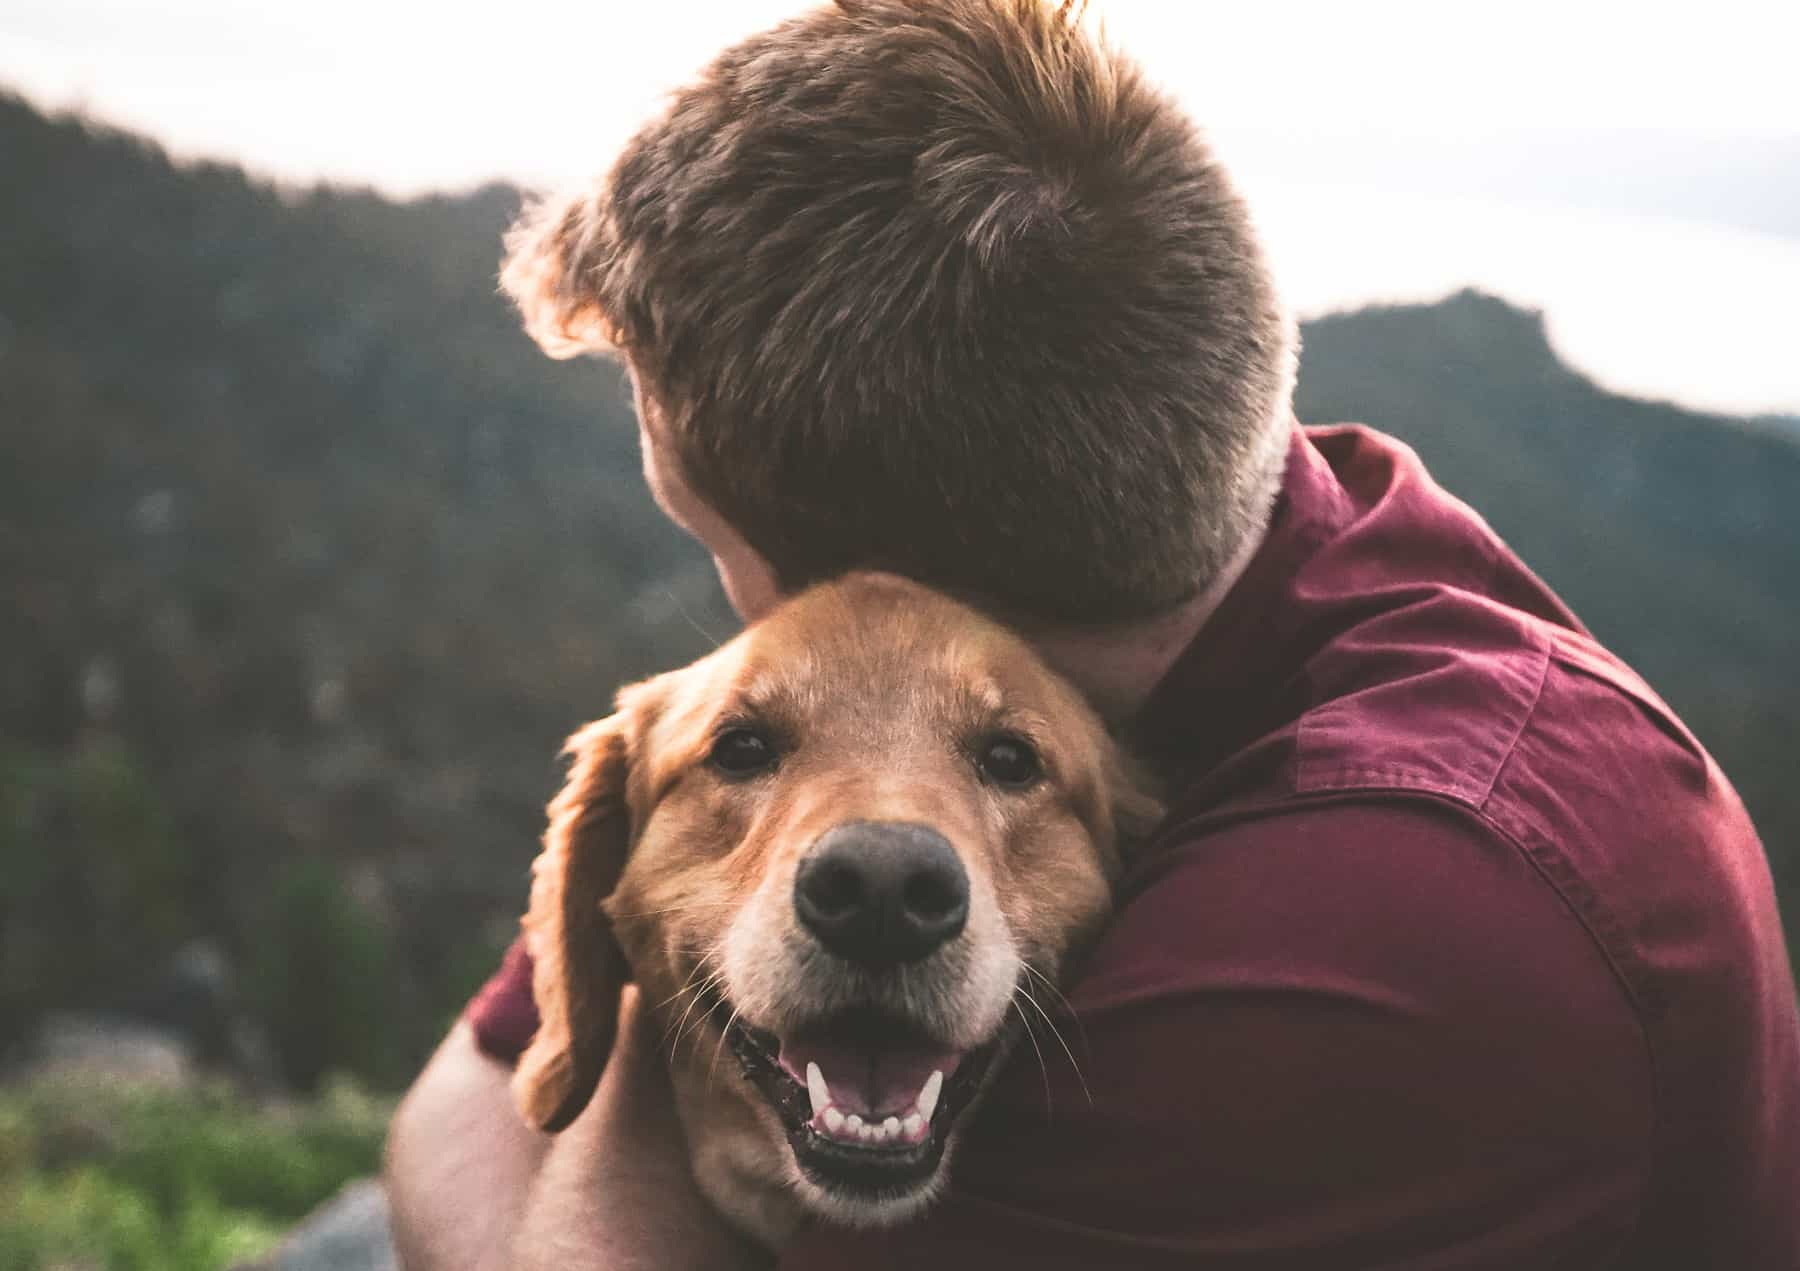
[237,1177,398,1271]
[28,1011,195,1087]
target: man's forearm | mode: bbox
[510,1089,761,1271]
[386,1000,769,1271]
[386,1022,549,1271]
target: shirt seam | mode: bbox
[1290,617,1553,809]
[1479,768,1661,1262]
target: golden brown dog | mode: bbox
[513,572,1160,1244]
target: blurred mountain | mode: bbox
[1,95,1794,1088]
[0,94,731,1087]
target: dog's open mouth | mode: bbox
[722,1002,1001,1197]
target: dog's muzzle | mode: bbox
[721,820,1007,1206]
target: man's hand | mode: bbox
[385,986,770,1271]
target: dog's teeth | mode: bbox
[809,1084,932,1145]
[806,1062,830,1118]
[917,1069,944,1123]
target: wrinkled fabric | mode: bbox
[470,425,1800,1269]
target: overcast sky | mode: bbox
[6,0,1799,414]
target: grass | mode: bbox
[0,1072,390,1271]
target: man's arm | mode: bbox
[385,1020,545,1270]
[390,798,1653,1269]
[384,988,768,1271]
[780,798,1655,1269]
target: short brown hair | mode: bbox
[502,0,1295,622]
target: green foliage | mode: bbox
[0,1075,387,1270]
[250,859,401,1091]
[0,741,196,1046]
[0,1171,280,1271]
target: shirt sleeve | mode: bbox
[779,796,1653,1270]
[465,933,540,1062]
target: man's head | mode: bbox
[502,0,1295,625]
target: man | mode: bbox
[385,2,1800,1267]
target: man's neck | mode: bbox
[1022,522,1268,726]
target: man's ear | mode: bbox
[499,189,620,359]
[1107,748,1167,864]
[513,713,637,1133]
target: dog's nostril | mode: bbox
[795,821,969,967]
[902,871,959,923]
[805,859,864,920]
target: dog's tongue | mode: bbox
[777,1024,964,1116]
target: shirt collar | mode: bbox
[1130,425,1346,778]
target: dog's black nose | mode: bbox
[795,822,969,967]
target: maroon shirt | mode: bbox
[469,425,1800,1269]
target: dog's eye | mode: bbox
[977,735,1041,790]
[708,726,778,778]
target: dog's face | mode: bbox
[515,573,1160,1231]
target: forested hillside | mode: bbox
[1,95,728,1087]
[3,95,1793,1090]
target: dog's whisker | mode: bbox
[660,585,727,650]
[662,961,728,1056]
[1020,960,1087,1047]
[1022,957,1072,1022]
[666,965,729,1058]
[660,988,704,1053]
[707,1002,744,1096]
[656,965,711,1011]
[609,901,737,919]
[1010,993,1055,1115]
[1021,960,1093,1067]
[1017,980,1093,1107]
[673,1006,722,1060]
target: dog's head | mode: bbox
[516,572,1161,1227]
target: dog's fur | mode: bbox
[513,573,1160,1244]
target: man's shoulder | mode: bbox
[1148,423,1610,823]
[1090,655,1796,1266]
[1283,592,1735,850]
[1270,586,1771,1009]
[1160,590,1768,1022]
[1158,423,1747,887]
[1282,580,1555,811]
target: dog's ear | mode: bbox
[499,189,620,360]
[513,714,637,1133]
